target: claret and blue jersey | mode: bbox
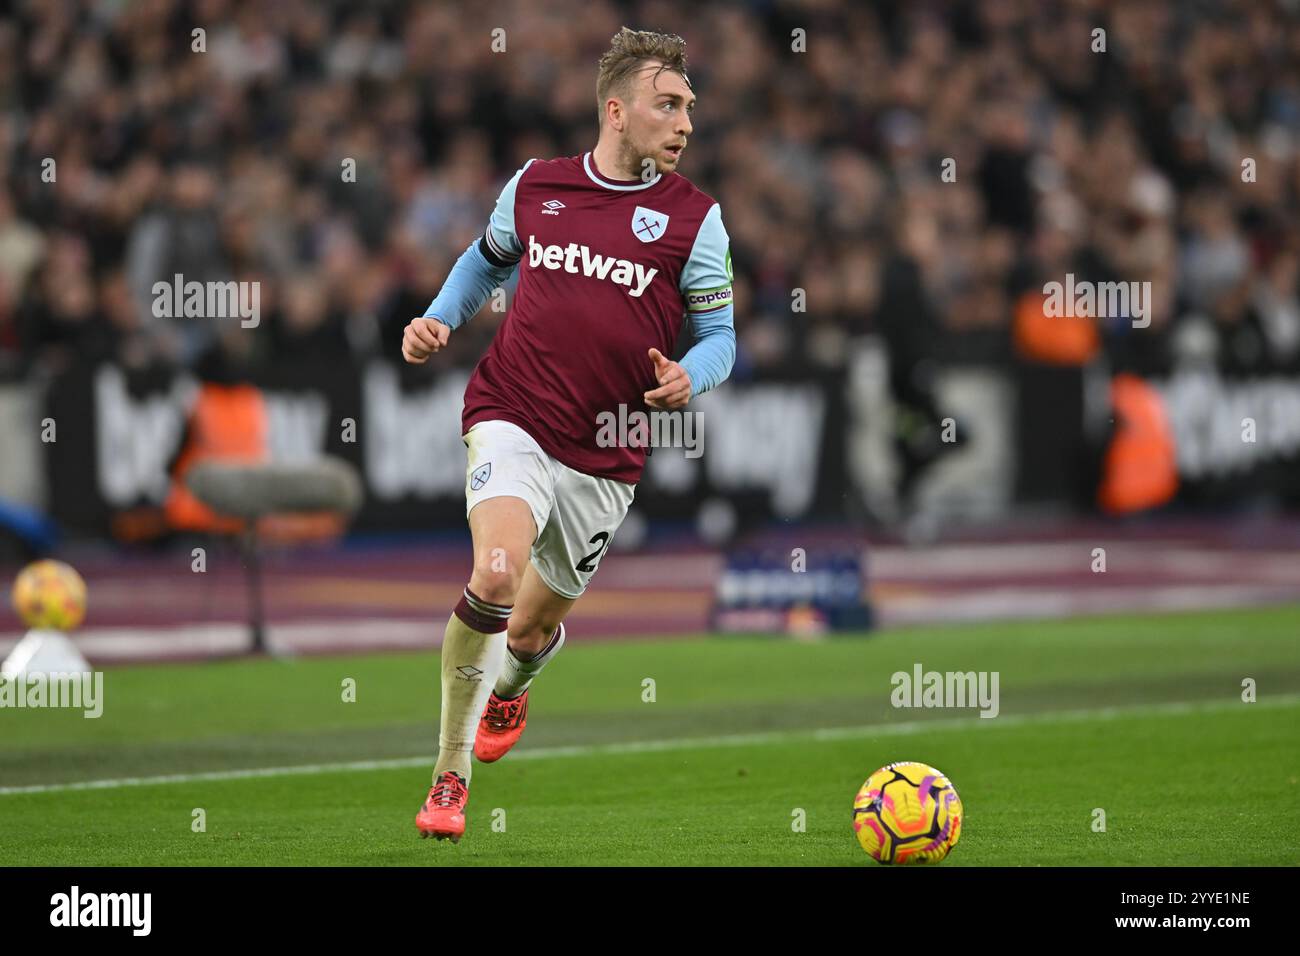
[423,151,736,483]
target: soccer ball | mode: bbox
[10,560,87,631]
[853,761,962,864]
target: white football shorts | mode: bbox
[462,419,636,599]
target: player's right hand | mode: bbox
[402,317,451,364]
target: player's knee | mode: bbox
[508,617,557,650]
[469,551,526,606]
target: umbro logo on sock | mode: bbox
[456,665,484,681]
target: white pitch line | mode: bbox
[1,694,1296,797]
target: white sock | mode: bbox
[433,587,511,784]
[495,622,566,700]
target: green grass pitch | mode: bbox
[1,605,1297,865]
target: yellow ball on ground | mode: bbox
[10,559,87,632]
[853,761,963,864]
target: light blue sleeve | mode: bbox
[422,160,534,329]
[482,159,535,265]
[678,203,736,395]
[421,241,514,330]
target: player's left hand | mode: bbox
[644,348,692,410]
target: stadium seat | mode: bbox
[184,459,364,653]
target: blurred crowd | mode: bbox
[2,0,1300,384]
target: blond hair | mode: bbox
[596,27,690,126]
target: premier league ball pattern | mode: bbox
[853,761,963,864]
[11,559,87,632]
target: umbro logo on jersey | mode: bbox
[541,200,565,216]
[527,235,658,298]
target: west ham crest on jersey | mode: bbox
[470,462,492,491]
[631,206,669,243]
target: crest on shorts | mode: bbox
[470,463,492,491]
[631,206,669,243]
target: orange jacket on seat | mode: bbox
[165,382,268,533]
[1013,290,1101,366]
[1098,373,1179,514]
